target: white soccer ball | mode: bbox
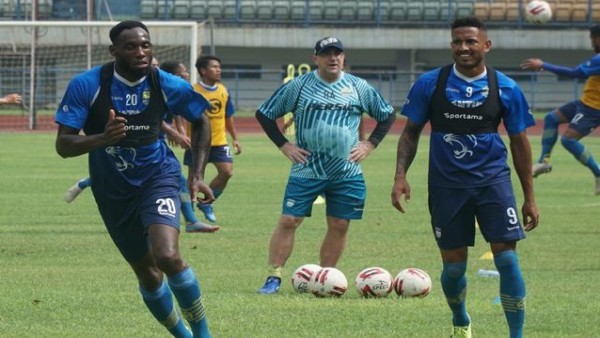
[307,267,348,297]
[291,264,322,293]
[355,267,394,298]
[393,268,432,298]
[524,0,552,24]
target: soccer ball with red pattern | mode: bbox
[524,0,552,24]
[355,267,394,298]
[393,268,432,298]
[307,267,348,297]
[291,264,321,293]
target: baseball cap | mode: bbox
[314,37,344,55]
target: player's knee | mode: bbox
[443,262,467,279]
[544,111,560,127]
[153,250,184,272]
[279,215,303,229]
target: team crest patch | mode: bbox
[142,90,151,105]
[340,87,353,96]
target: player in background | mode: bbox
[188,55,241,223]
[55,21,213,337]
[521,24,600,195]
[0,93,22,105]
[391,17,539,338]
[256,37,396,294]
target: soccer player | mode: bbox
[255,37,396,294]
[187,55,242,223]
[520,24,600,194]
[391,17,539,338]
[55,21,213,337]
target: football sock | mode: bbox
[78,177,92,190]
[441,261,469,327]
[539,111,560,162]
[494,250,525,338]
[268,265,282,279]
[168,268,211,338]
[212,188,223,200]
[561,136,600,176]
[139,281,192,338]
[178,174,199,224]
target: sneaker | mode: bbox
[197,203,217,223]
[532,162,552,178]
[258,276,281,294]
[185,221,220,233]
[451,323,472,338]
[64,183,83,203]
[595,176,600,195]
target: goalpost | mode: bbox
[0,20,205,130]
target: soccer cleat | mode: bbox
[64,183,83,203]
[450,323,472,338]
[197,203,217,223]
[258,276,281,294]
[595,176,600,195]
[532,162,552,178]
[185,221,220,233]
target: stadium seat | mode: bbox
[189,0,207,20]
[139,0,158,19]
[172,0,189,19]
[339,1,357,21]
[256,0,274,20]
[488,3,506,21]
[571,4,588,22]
[505,3,521,21]
[406,2,424,21]
[238,0,256,20]
[272,1,289,20]
[322,1,340,21]
[374,0,389,22]
[38,0,53,19]
[190,0,207,19]
[553,3,572,22]
[456,1,474,18]
[156,0,173,19]
[223,0,238,20]
[290,0,306,20]
[206,0,224,19]
[423,2,440,21]
[308,0,324,21]
[473,3,490,21]
[356,1,374,21]
[388,2,407,22]
[439,2,456,21]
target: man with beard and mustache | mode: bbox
[55,21,213,338]
[521,24,600,195]
[391,17,539,338]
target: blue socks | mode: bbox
[494,250,526,338]
[139,281,192,338]
[441,261,469,327]
[179,174,199,224]
[168,267,211,338]
[539,111,560,162]
[561,136,600,176]
[78,177,92,189]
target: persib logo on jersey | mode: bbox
[142,90,151,105]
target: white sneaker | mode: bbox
[64,183,83,203]
[595,176,600,195]
[532,162,552,178]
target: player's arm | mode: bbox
[56,109,126,158]
[520,58,587,78]
[391,119,424,213]
[188,113,214,203]
[508,131,539,232]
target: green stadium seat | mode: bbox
[273,0,290,20]
[456,1,474,18]
[309,0,324,21]
[189,0,207,20]
[238,0,256,20]
[256,0,274,20]
[388,2,407,21]
[406,3,424,21]
[356,1,374,21]
[156,0,173,19]
[173,0,189,19]
[223,0,237,20]
[206,0,224,19]
[323,1,340,21]
[139,0,158,19]
[290,1,306,20]
[339,1,357,21]
[423,2,440,21]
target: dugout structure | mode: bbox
[0,20,205,130]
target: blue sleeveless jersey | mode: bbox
[401,65,535,187]
[55,66,209,188]
[258,70,394,180]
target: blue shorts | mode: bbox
[428,181,526,250]
[92,173,181,263]
[184,145,233,166]
[282,175,365,220]
[559,100,600,136]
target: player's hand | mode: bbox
[521,201,539,232]
[279,142,310,164]
[233,140,242,155]
[188,176,215,204]
[103,109,127,145]
[175,134,191,149]
[391,177,411,213]
[349,141,374,163]
[2,93,22,104]
[520,58,544,71]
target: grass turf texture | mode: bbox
[1,132,599,337]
